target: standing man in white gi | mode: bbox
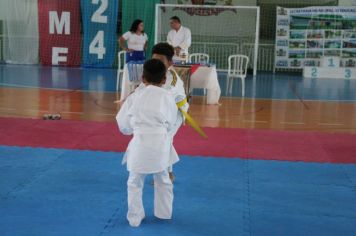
[167,16,192,62]
[116,59,180,227]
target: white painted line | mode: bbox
[280,121,305,125]
[318,123,344,126]
[58,111,84,115]
[243,120,268,123]
[204,118,221,121]
[0,107,16,111]
[26,109,49,113]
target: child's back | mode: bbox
[116,59,180,227]
[117,85,179,174]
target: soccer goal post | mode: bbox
[155,4,260,76]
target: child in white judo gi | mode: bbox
[116,59,180,227]
[131,43,189,183]
[151,43,189,182]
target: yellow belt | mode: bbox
[176,99,207,139]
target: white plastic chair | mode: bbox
[116,51,126,91]
[227,54,249,97]
[189,53,209,64]
[189,53,210,95]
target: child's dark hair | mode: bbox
[143,59,167,84]
[152,43,175,62]
[170,16,181,24]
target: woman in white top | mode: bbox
[119,19,148,62]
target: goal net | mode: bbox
[155,4,260,75]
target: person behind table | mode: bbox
[167,16,191,62]
[119,19,148,62]
[116,59,180,227]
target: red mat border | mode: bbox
[0,117,355,164]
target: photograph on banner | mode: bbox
[276,40,288,47]
[276,48,287,57]
[277,7,287,16]
[290,31,305,39]
[344,30,356,38]
[324,40,342,49]
[290,59,302,68]
[306,50,323,59]
[275,60,288,68]
[307,30,323,39]
[289,50,305,59]
[277,18,289,27]
[325,30,342,39]
[341,58,356,67]
[342,49,356,57]
[304,60,320,67]
[277,28,288,37]
[325,50,341,57]
[275,6,356,69]
[307,40,322,49]
[343,39,356,48]
[289,40,305,49]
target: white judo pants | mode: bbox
[127,169,173,224]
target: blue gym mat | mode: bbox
[0,146,355,236]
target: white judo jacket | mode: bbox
[135,67,189,137]
[167,25,191,61]
[116,85,180,174]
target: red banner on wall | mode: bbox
[38,0,81,66]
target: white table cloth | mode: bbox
[189,65,221,104]
[119,64,221,104]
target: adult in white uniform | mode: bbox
[116,59,180,227]
[167,16,192,62]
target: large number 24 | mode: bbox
[89,0,108,59]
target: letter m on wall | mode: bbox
[38,0,81,66]
[49,11,70,35]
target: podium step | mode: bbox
[303,66,356,79]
